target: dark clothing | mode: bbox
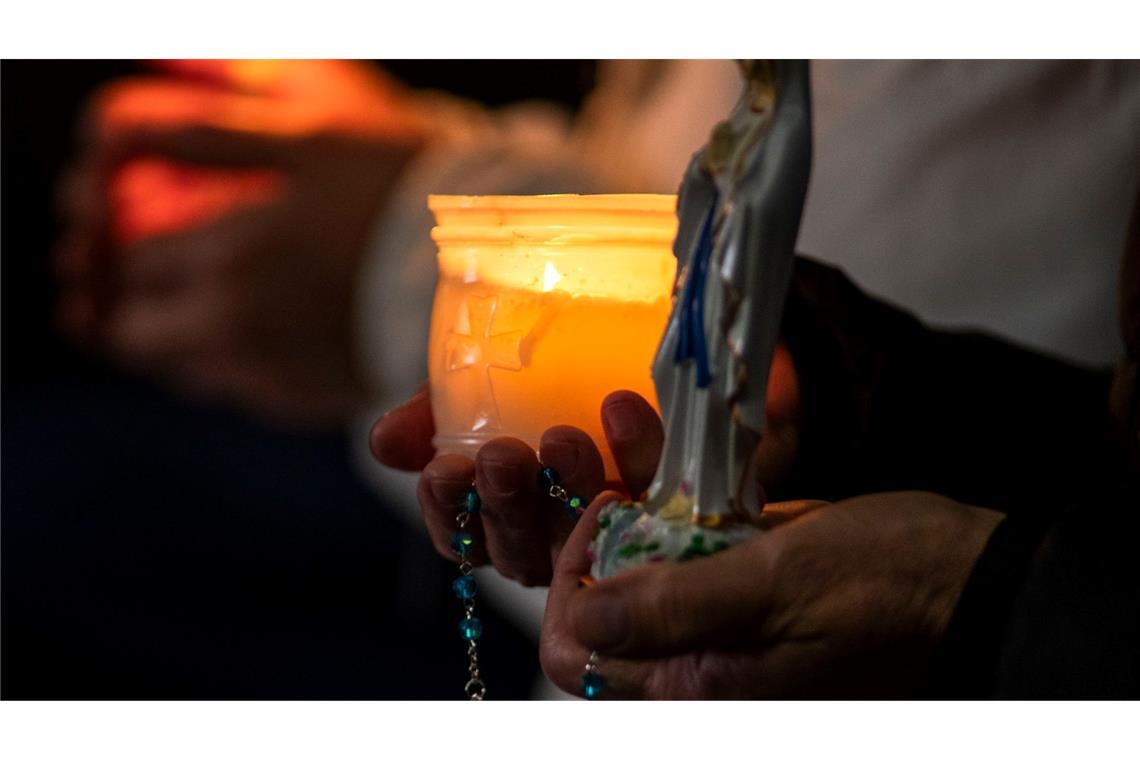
[780,252,1139,698]
[780,257,1117,515]
[1,380,540,699]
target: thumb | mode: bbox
[370,386,436,472]
[566,536,773,659]
[600,390,664,496]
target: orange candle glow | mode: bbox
[428,194,678,478]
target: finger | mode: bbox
[115,203,274,294]
[566,536,774,660]
[541,493,655,698]
[101,205,279,367]
[474,437,552,587]
[86,78,284,144]
[370,387,436,471]
[148,59,236,86]
[600,390,664,496]
[104,123,300,169]
[540,421,611,517]
[150,60,293,96]
[103,290,228,368]
[417,455,486,565]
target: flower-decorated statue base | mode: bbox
[590,501,759,580]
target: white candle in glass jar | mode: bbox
[427,194,678,479]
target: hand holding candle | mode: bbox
[370,344,800,585]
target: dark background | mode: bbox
[1,60,595,698]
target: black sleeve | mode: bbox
[993,481,1140,697]
[922,476,1140,698]
[776,256,1116,518]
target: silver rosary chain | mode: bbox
[449,470,589,700]
[455,507,485,700]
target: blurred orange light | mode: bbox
[110,158,282,246]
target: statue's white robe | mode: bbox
[648,61,813,521]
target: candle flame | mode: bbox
[541,261,563,292]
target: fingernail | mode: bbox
[582,592,629,650]
[482,460,519,495]
[602,400,639,442]
[542,439,579,475]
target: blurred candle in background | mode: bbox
[428,194,678,478]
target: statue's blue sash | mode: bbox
[674,190,718,388]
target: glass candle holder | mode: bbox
[427,194,678,479]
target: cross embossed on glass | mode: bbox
[445,294,524,432]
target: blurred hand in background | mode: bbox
[55,60,430,426]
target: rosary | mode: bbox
[448,465,602,701]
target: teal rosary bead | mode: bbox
[451,531,474,557]
[461,489,481,514]
[538,466,560,491]
[459,617,483,641]
[452,575,477,600]
[582,671,604,699]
